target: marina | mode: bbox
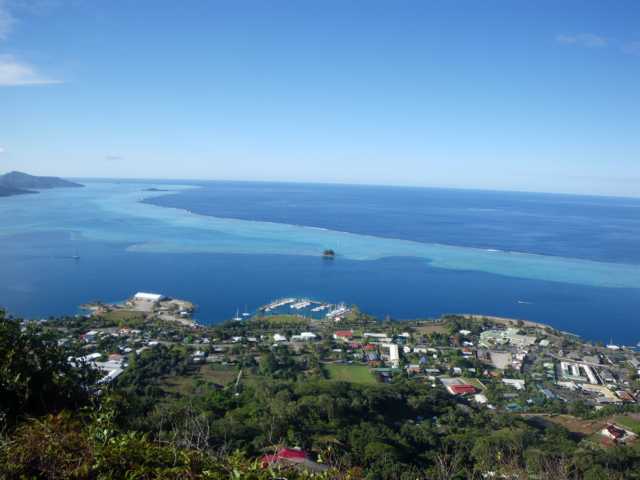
[255,297,352,321]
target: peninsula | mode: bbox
[0,171,83,197]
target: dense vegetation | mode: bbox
[2,310,640,479]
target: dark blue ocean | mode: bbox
[1,180,639,344]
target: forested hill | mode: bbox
[0,171,83,196]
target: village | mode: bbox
[44,292,640,450]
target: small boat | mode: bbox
[232,308,242,322]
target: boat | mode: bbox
[232,308,242,322]
[326,303,349,318]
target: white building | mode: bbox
[502,378,526,390]
[133,292,165,303]
[273,333,287,342]
[382,343,400,368]
[474,393,488,404]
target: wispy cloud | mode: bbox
[0,54,60,86]
[105,155,123,161]
[0,2,62,86]
[556,33,608,48]
[0,0,14,40]
[0,146,5,154]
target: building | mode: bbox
[474,393,488,404]
[273,333,287,342]
[601,424,635,443]
[448,384,478,395]
[133,292,165,303]
[261,448,327,472]
[83,330,99,342]
[382,343,400,368]
[479,328,536,348]
[502,378,526,390]
[333,330,353,341]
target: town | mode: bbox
[38,292,640,454]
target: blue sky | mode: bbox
[0,0,639,196]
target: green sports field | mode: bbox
[325,364,378,384]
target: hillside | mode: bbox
[0,171,83,191]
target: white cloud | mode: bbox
[0,54,60,86]
[0,146,5,154]
[556,33,608,48]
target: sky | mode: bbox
[0,0,639,196]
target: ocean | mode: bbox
[1,179,639,344]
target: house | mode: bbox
[502,378,526,390]
[473,393,488,404]
[273,334,287,342]
[261,448,327,472]
[82,352,103,363]
[83,330,99,342]
[333,330,353,341]
[447,384,478,395]
[300,332,317,340]
[406,364,422,374]
[601,424,632,442]
[192,350,205,363]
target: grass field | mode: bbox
[252,314,310,326]
[415,322,449,335]
[161,364,240,397]
[99,309,146,324]
[613,415,640,434]
[325,364,377,384]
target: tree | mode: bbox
[0,316,98,423]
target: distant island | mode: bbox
[0,171,83,197]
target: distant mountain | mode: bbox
[0,171,84,191]
[0,185,34,197]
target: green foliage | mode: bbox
[0,317,98,423]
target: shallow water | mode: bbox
[1,180,639,343]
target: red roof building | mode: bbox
[333,330,354,340]
[606,425,626,440]
[448,384,478,395]
[261,448,328,472]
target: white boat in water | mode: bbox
[326,303,349,318]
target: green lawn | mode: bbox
[460,377,486,390]
[99,309,146,324]
[251,314,310,326]
[613,415,640,434]
[160,364,240,397]
[325,364,377,384]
